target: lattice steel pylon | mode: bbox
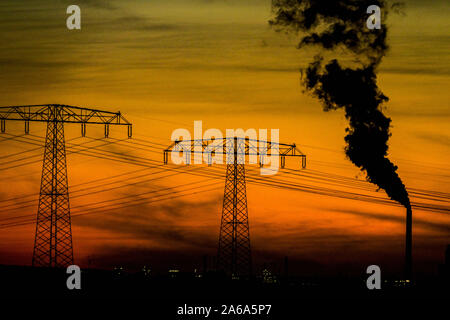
[0,104,132,267]
[164,136,306,277]
[218,138,251,277]
[33,119,73,267]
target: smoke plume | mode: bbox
[270,0,410,210]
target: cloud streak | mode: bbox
[330,207,450,233]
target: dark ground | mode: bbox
[0,265,448,317]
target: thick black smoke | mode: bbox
[270,0,410,209]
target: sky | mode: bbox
[0,0,449,276]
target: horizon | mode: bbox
[0,0,449,280]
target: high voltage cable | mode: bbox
[0,163,212,213]
[64,147,450,214]
[38,137,450,212]
[0,166,158,205]
[245,174,450,214]
[0,134,123,171]
[2,166,448,230]
[1,134,449,226]
[3,134,448,208]
[0,135,172,203]
[274,167,450,202]
[4,133,450,202]
[91,137,450,200]
[0,182,223,229]
[0,133,27,143]
[0,176,218,225]
[0,135,83,160]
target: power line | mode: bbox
[1,135,448,231]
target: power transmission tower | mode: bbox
[219,138,251,277]
[33,119,72,267]
[164,136,306,278]
[0,104,132,268]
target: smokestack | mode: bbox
[270,0,412,279]
[405,206,412,280]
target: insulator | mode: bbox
[104,124,109,138]
[127,125,132,138]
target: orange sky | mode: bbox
[0,0,449,276]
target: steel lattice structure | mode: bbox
[219,138,251,276]
[164,137,306,277]
[33,120,72,267]
[0,104,132,268]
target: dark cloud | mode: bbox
[401,0,449,8]
[416,133,450,148]
[58,0,119,11]
[73,194,221,248]
[70,194,222,272]
[330,207,450,233]
[380,67,450,76]
[111,16,180,32]
[0,58,94,70]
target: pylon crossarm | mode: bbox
[164,138,304,156]
[0,104,133,138]
[163,137,306,168]
[0,104,131,125]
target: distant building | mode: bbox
[262,268,277,284]
[142,266,151,277]
[113,266,124,278]
[169,269,180,278]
